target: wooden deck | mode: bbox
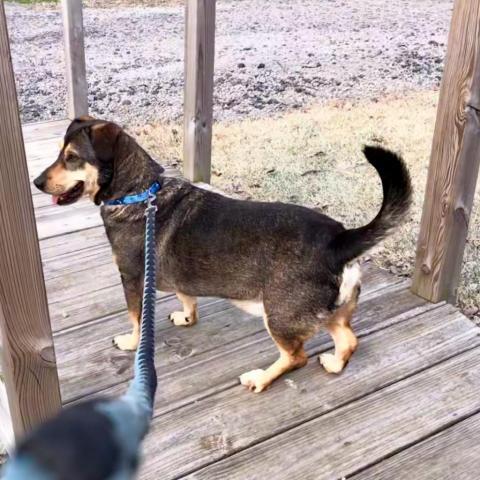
[23,120,480,479]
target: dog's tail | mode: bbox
[328,145,412,268]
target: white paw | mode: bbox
[169,311,194,327]
[239,369,270,393]
[113,333,139,351]
[319,353,345,374]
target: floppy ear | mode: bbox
[78,115,96,121]
[89,122,122,205]
[89,122,122,164]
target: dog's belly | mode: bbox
[229,299,265,317]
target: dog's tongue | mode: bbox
[52,195,59,205]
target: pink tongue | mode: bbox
[52,195,59,205]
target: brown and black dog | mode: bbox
[34,117,411,393]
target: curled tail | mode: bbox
[329,145,412,267]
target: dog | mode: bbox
[34,116,412,393]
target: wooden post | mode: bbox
[183,0,216,183]
[0,2,61,438]
[412,0,480,303]
[61,0,88,119]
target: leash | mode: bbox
[140,189,158,350]
[103,182,160,350]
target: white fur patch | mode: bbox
[336,263,362,306]
[230,299,265,317]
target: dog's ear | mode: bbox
[88,122,122,206]
[89,122,122,164]
[78,115,96,122]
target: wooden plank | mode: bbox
[25,138,62,174]
[183,0,216,183]
[412,0,480,303]
[39,226,107,260]
[61,0,88,119]
[94,282,435,420]
[46,260,119,305]
[22,119,70,144]
[352,413,480,480]
[140,307,479,479]
[56,297,234,403]
[0,2,61,438]
[36,202,102,240]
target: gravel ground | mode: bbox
[6,0,452,125]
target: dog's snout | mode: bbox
[33,173,46,191]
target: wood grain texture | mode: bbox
[352,413,480,480]
[142,308,480,480]
[181,346,480,480]
[22,119,70,144]
[61,0,88,119]
[183,0,216,183]
[57,296,232,402]
[412,0,480,303]
[0,4,61,438]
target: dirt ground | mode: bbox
[6,0,452,124]
[133,90,479,322]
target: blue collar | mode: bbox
[103,182,161,206]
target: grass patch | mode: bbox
[133,90,480,321]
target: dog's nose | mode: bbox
[33,173,46,191]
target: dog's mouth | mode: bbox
[52,181,85,206]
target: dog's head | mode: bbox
[33,116,122,206]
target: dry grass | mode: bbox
[132,90,479,321]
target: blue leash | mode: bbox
[104,182,159,381]
[132,188,158,406]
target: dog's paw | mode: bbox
[169,311,195,327]
[113,333,139,351]
[239,369,270,393]
[319,353,344,374]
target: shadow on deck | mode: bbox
[25,120,480,480]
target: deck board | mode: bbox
[145,305,466,477]
[181,346,480,480]
[352,413,480,480]
[22,120,480,480]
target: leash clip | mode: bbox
[145,191,158,215]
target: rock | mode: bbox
[465,307,479,318]
[237,62,246,69]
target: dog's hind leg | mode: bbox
[319,300,358,374]
[169,292,198,327]
[240,314,308,393]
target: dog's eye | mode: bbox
[63,154,82,171]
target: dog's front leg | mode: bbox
[113,274,143,351]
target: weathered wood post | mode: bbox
[0,2,61,438]
[183,0,216,183]
[412,0,480,304]
[61,0,88,119]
